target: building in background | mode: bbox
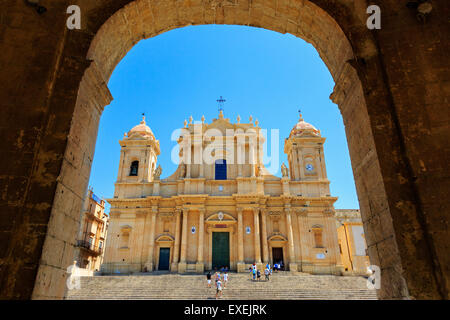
[101,111,362,276]
[74,188,109,272]
[336,209,370,275]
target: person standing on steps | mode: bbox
[264,266,270,281]
[216,278,223,299]
[223,271,229,288]
[257,269,261,281]
[252,267,257,281]
[206,271,212,288]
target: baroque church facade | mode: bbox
[102,111,364,275]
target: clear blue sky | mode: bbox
[88,25,359,211]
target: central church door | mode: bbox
[212,232,230,270]
[158,248,170,270]
[272,247,284,270]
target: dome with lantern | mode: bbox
[289,113,321,138]
[127,115,155,139]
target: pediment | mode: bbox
[206,118,234,132]
[206,211,236,223]
[155,234,175,242]
[268,233,288,242]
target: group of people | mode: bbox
[206,267,229,299]
[273,261,284,272]
[205,262,284,299]
[249,263,269,281]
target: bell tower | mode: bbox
[116,115,160,184]
[284,113,327,182]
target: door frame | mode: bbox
[211,231,230,270]
[206,226,235,270]
[155,234,174,271]
[158,247,171,271]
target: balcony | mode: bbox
[76,240,103,256]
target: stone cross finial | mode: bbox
[217,96,226,113]
[237,115,241,123]
[201,115,205,123]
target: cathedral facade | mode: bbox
[102,111,355,275]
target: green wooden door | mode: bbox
[158,248,170,270]
[212,232,230,270]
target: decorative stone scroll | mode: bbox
[323,208,335,217]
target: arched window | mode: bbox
[312,226,324,248]
[129,160,139,176]
[215,159,227,180]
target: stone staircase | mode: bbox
[66,272,377,300]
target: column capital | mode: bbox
[152,205,158,213]
[295,207,308,216]
[198,207,206,213]
[182,207,189,215]
[323,208,335,217]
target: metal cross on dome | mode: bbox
[217,96,226,113]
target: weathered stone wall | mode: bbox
[0,0,448,300]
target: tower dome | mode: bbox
[127,115,155,139]
[289,113,320,138]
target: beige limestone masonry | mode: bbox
[102,112,356,276]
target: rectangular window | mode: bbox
[313,228,323,248]
[215,159,227,180]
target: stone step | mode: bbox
[66,273,377,300]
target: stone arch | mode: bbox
[155,234,175,243]
[21,0,445,301]
[268,233,288,242]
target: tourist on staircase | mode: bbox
[206,271,212,288]
[264,267,271,281]
[215,278,223,299]
[223,271,229,288]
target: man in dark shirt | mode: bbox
[206,271,212,288]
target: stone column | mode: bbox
[145,206,158,271]
[199,152,204,178]
[260,209,269,264]
[178,207,189,273]
[324,209,344,275]
[237,207,245,272]
[315,149,323,180]
[297,209,310,272]
[285,207,298,272]
[298,148,305,178]
[196,208,205,273]
[250,136,256,177]
[171,208,181,271]
[293,148,300,181]
[253,208,262,270]
[237,141,243,177]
